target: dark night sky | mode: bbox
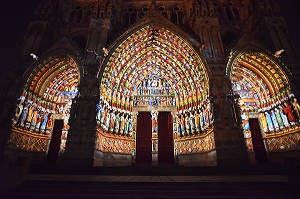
[279,1,300,55]
[0,0,40,78]
[0,0,299,78]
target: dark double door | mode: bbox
[136,112,174,165]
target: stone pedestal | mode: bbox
[210,76,251,168]
[178,151,217,166]
[213,104,251,168]
[61,129,97,167]
[152,152,158,165]
[61,77,99,167]
[215,145,250,168]
[93,151,132,167]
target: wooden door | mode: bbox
[136,112,152,164]
[47,119,63,163]
[249,118,268,163]
[158,112,174,164]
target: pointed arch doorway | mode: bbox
[8,54,80,160]
[97,24,214,166]
[228,50,300,163]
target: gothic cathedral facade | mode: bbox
[1,0,300,167]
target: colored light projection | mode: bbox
[134,70,176,108]
[97,25,214,155]
[9,55,79,153]
[230,52,300,152]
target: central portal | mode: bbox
[136,111,174,165]
[97,25,212,166]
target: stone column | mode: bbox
[61,76,99,166]
[151,108,158,165]
[211,76,250,168]
[86,18,111,61]
[0,79,23,154]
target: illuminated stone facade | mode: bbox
[1,0,300,167]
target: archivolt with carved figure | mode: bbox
[8,55,80,154]
[228,51,300,154]
[96,25,215,157]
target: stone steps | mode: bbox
[28,163,287,176]
[2,163,300,199]
[4,174,299,199]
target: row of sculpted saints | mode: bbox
[13,95,70,134]
[242,97,300,134]
[176,102,213,137]
[96,99,134,136]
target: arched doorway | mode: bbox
[228,50,300,163]
[95,25,216,166]
[8,55,80,162]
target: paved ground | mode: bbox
[4,173,298,199]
